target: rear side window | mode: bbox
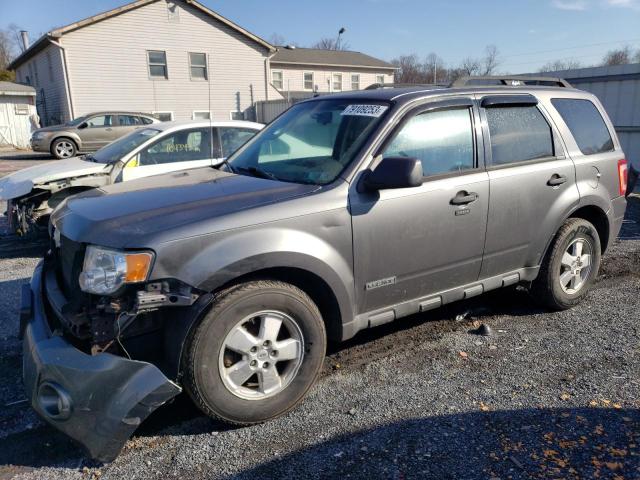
[485,106,554,166]
[551,99,614,155]
[383,108,475,177]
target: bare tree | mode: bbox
[602,46,632,66]
[460,57,480,76]
[538,59,582,72]
[310,37,350,51]
[635,49,640,63]
[424,52,445,83]
[391,54,429,83]
[481,45,500,75]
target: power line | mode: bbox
[500,38,640,59]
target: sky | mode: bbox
[2,0,640,73]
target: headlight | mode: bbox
[32,132,45,140]
[79,245,154,295]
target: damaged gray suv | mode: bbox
[21,77,630,461]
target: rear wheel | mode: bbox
[532,218,601,310]
[51,138,77,159]
[183,280,326,425]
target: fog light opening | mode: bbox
[37,382,72,420]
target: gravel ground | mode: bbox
[0,153,639,479]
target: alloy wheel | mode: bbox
[218,310,304,400]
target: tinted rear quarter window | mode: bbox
[551,99,614,155]
[485,105,554,165]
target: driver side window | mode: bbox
[138,128,211,165]
[383,108,475,177]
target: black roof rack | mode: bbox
[450,76,573,88]
[364,82,447,90]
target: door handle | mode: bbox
[450,191,479,205]
[547,174,567,186]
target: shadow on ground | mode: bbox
[231,407,640,480]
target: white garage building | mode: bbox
[0,82,37,149]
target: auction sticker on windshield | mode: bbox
[341,104,388,117]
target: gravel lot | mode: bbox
[0,152,638,479]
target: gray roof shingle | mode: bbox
[271,47,395,70]
[0,81,36,96]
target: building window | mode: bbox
[272,70,283,90]
[153,111,174,122]
[189,52,207,80]
[351,74,360,90]
[192,111,211,120]
[148,50,168,79]
[332,73,342,91]
[303,72,314,90]
[376,74,385,85]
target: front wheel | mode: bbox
[51,138,77,159]
[532,218,601,310]
[183,280,326,425]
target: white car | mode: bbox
[1,120,263,235]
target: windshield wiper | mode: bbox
[84,154,96,162]
[234,166,279,181]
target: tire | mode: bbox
[51,138,77,159]
[183,280,326,425]
[532,218,601,310]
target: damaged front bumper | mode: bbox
[21,261,182,462]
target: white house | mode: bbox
[0,81,37,149]
[8,0,281,125]
[270,46,395,97]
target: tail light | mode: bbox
[618,159,628,196]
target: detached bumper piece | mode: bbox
[22,262,181,462]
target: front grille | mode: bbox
[58,236,86,298]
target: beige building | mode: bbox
[8,0,395,126]
[8,0,279,125]
[270,47,395,97]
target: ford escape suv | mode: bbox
[20,77,629,461]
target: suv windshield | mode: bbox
[227,99,390,185]
[90,128,161,164]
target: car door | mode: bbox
[121,127,215,181]
[350,99,490,315]
[217,126,260,165]
[478,94,580,280]
[76,114,117,151]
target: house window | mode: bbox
[376,74,385,85]
[189,52,207,80]
[148,50,168,79]
[303,72,314,90]
[272,70,283,90]
[192,111,211,120]
[332,73,342,91]
[351,74,360,90]
[153,111,174,122]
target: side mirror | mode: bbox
[78,122,88,129]
[362,156,423,191]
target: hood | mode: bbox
[51,167,320,248]
[0,158,110,200]
[34,124,70,134]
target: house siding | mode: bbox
[270,64,394,93]
[60,0,273,121]
[15,44,70,126]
